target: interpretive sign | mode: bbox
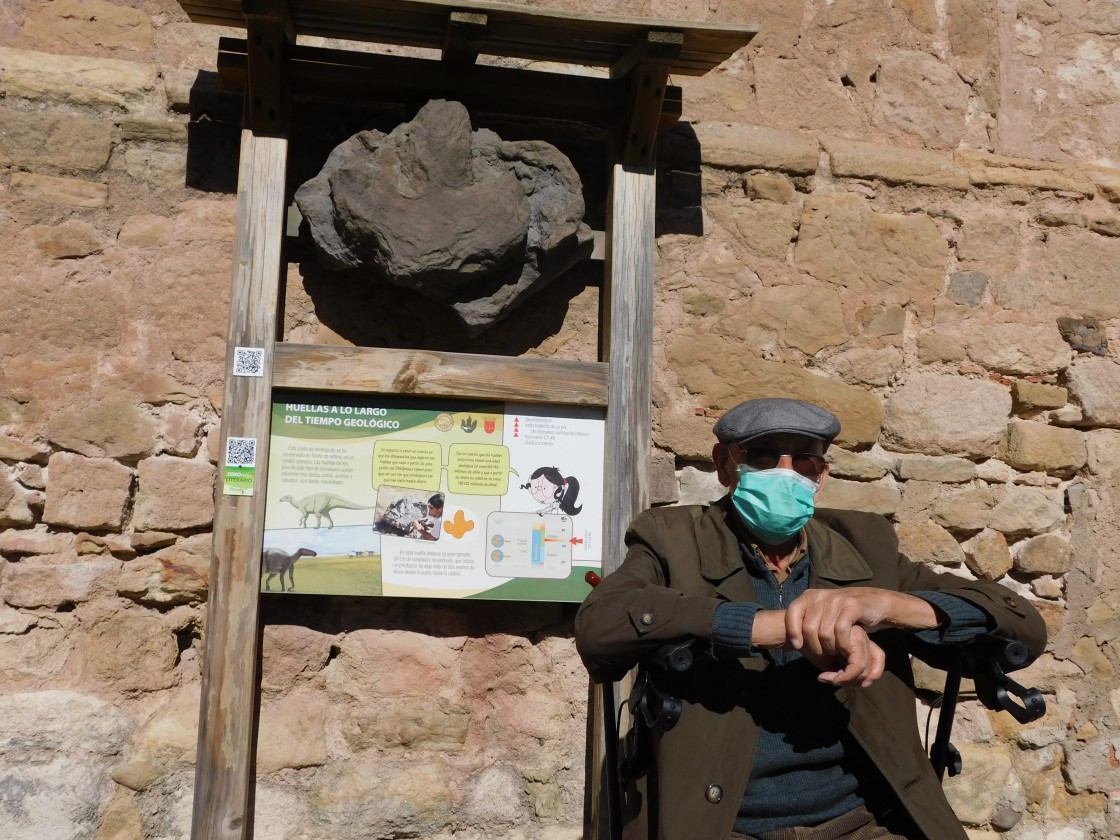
[262,392,605,602]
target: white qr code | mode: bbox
[233,346,264,377]
[225,437,257,467]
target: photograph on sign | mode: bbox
[262,392,605,602]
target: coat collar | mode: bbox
[695,497,874,591]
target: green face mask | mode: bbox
[730,467,818,545]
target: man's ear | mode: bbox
[814,463,830,497]
[713,443,736,488]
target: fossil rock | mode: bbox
[295,99,593,334]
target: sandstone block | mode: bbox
[715,285,848,355]
[713,200,797,260]
[930,487,996,532]
[21,0,155,51]
[257,686,329,773]
[120,118,188,143]
[993,229,1120,319]
[1000,420,1086,475]
[1070,636,1115,680]
[966,323,1070,376]
[943,743,1013,826]
[329,629,458,701]
[677,465,725,505]
[461,763,530,830]
[648,449,678,506]
[0,526,73,557]
[134,684,201,766]
[822,136,969,189]
[0,470,35,528]
[29,219,103,259]
[873,50,971,150]
[9,173,107,208]
[883,374,1011,457]
[815,477,901,516]
[665,334,884,447]
[158,407,204,457]
[0,105,112,171]
[260,623,336,695]
[133,457,216,531]
[957,212,1021,262]
[342,699,471,752]
[0,759,111,840]
[858,306,906,337]
[955,149,1096,195]
[96,788,144,840]
[0,435,47,463]
[794,193,948,306]
[0,47,161,114]
[1086,429,1120,478]
[746,172,795,203]
[917,332,967,364]
[309,759,452,839]
[1014,533,1072,575]
[118,533,210,605]
[43,452,132,531]
[1012,380,1067,411]
[894,454,976,483]
[1066,357,1120,425]
[79,607,179,692]
[47,400,157,460]
[0,690,132,757]
[2,555,120,608]
[110,761,161,792]
[825,449,892,481]
[963,528,1012,580]
[139,371,201,406]
[693,122,819,173]
[988,486,1065,536]
[654,412,717,462]
[896,521,966,567]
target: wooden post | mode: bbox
[191,129,288,840]
[587,158,656,840]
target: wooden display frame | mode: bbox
[179,3,756,838]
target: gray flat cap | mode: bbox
[713,398,841,446]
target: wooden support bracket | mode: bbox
[613,31,682,168]
[442,10,488,65]
[242,0,292,134]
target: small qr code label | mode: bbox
[225,436,257,467]
[233,346,265,377]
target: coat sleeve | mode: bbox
[822,509,1048,659]
[574,509,723,682]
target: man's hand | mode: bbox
[753,588,940,688]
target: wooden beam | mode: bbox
[273,343,609,406]
[587,159,656,840]
[190,130,288,840]
[218,37,622,124]
[442,10,488,65]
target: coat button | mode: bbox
[705,784,723,804]
[1006,596,1018,607]
[640,612,655,626]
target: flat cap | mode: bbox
[713,398,840,446]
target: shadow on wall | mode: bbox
[260,591,579,643]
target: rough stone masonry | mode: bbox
[1,1,1120,839]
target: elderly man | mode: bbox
[575,398,1045,840]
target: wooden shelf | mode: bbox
[273,343,609,406]
[180,0,756,76]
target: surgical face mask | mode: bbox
[730,466,818,545]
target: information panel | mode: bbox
[262,392,605,602]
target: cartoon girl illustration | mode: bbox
[521,467,582,516]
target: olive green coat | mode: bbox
[574,501,1046,840]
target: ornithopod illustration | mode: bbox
[279,493,374,528]
[262,547,317,591]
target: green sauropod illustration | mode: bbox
[279,492,374,528]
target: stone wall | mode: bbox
[1,1,1119,839]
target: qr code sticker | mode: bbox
[225,436,257,467]
[233,346,264,377]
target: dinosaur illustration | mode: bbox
[278,493,374,528]
[262,547,316,591]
